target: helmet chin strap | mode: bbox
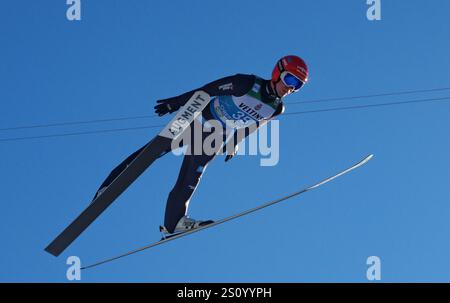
[268,80,282,99]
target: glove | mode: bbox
[154,98,182,116]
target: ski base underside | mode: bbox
[45,136,172,257]
[81,154,374,270]
[45,91,211,257]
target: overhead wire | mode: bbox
[2,86,450,132]
[1,87,450,142]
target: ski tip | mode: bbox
[44,246,60,257]
[365,154,374,162]
[356,154,374,167]
[350,154,374,170]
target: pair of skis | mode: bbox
[44,90,373,270]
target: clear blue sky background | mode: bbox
[1,0,449,282]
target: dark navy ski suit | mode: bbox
[94,74,284,233]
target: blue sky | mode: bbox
[1,0,450,282]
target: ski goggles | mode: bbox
[280,71,305,91]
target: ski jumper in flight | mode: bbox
[93,55,309,236]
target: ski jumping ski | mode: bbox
[81,154,374,270]
[45,91,211,257]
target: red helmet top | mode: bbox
[272,55,308,83]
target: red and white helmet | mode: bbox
[272,55,309,84]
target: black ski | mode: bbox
[45,91,211,257]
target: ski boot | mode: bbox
[159,216,214,240]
